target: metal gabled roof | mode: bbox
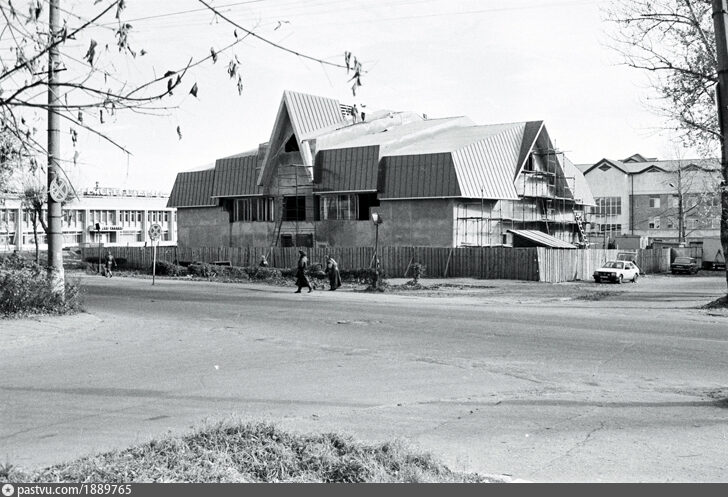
[284,90,347,140]
[508,229,576,249]
[378,153,461,199]
[212,151,260,197]
[562,156,595,206]
[378,123,525,200]
[167,168,216,208]
[314,145,379,193]
[450,124,523,199]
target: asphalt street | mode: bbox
[1,274,727,482]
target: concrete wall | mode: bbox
[177,206,230,247]
[316,220,375,247]
[375,199,455,247]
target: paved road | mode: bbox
[1,275,727,482]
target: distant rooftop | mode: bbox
[81,183,169,198]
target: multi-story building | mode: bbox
[0,184,176,252]
[577,153,721,246]
[168,90,595,249]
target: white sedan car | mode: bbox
[593,260,639,284]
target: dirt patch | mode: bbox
[574,290,620,301]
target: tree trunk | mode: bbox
[32,213,39,264]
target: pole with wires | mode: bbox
[47,0,65,296]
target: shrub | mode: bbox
[0,260,83,317]
[153,261,186,276]
[246,266,283,280]
[410,263,426,283]
[188,263,217,278]
[219,266,250,280]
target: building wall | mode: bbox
[176,206,230,247]
[315,220,374,247]
[375,199,455,247]
[583,165,631,235]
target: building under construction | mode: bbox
[168,90,595,249]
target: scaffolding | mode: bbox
[455,147,589,247]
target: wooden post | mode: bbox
[443,248,453,277]
[152,240,157,286]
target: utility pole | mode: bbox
[47,0,65,294]
[711,0,728,295]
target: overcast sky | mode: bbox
[24,0,704,191]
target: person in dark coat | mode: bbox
[325,255,342,291]
[294,250,312,293]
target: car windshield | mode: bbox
[603,262,624,269]
[674,258,693,264]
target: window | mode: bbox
[598,164,611,172]
[319,195,358,220]
[596,223,622,233]
[648,217,660,229]
[232,197,274,222]
[672,195,679,208]
[283,196,306,221]
[594,197,621,217]
[687,218,699,230]
[649,196,660,208]
[667,219,674,229]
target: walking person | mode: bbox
[325,255,342,291]
[104,250,116,278]
[259,254,269,267]
[294,250,312,293]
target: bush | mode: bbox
[245,266,283,280]
[153,261,186,276]
[0,259,83,317]
[219,266,250,280]
[188,262,217,278]
[410,263,426,283]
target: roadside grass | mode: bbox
[6,422,493,483]
[573,290,620,301]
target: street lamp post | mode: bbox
[371,212,383,287]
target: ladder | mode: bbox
[266,197,285,261]
[574,211,590,248]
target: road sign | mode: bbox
[148,223,162,241]
[49,177,70,202]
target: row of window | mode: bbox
[594,197,622,217]
[226,194,380,222]
[648,194,717,209]
[649,217,721,230]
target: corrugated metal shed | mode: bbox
[284,90,346,140]
[379,153,461,199]
[167,169,216,208]
[212,151,260,197]
[508,229,576,249]
[314,145,379,192]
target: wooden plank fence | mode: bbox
[81,246,671,283]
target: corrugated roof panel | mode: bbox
[212,153,260,197]
[314,145,380,192]
[451,123,523,200]
[508,229,576,249]
[167,169,216,208]
[284,90,345,140]
[379,153,460,199]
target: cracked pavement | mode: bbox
[1,274,727,482]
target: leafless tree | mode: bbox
[604,0,717,152]
[19,180,47,264]
[0,0,363,295]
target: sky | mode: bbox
[5,0,705,192]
